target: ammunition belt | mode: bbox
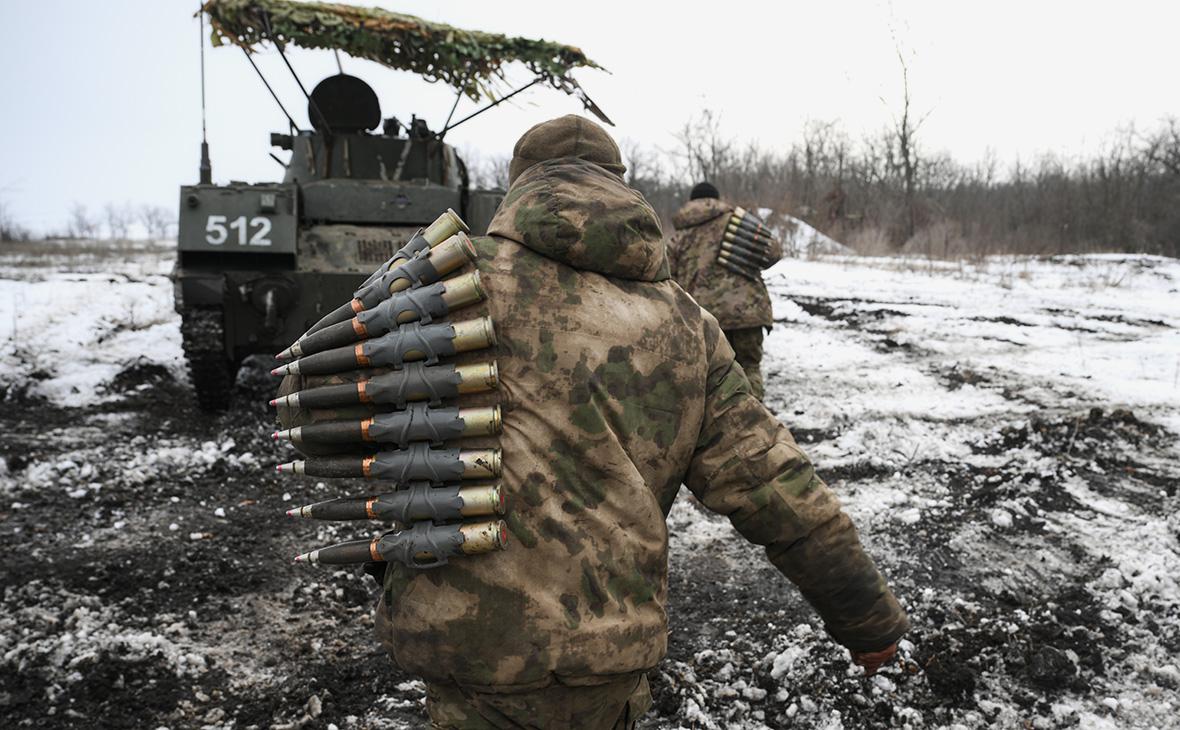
[273,208,509,570]
[716,207,783,280]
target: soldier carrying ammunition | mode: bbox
[666,182,780,400]
[275,116,907,729]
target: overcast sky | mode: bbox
[1,0,1177,233]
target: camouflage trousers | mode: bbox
[425,673,652,730]
[724,327,765,401]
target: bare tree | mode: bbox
[137,204,174,241]
[67,202,100,239]
[0,198,30,242]
[104,203,133,241]
[673,110,734,183]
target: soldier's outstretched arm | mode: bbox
[683,315,910,659]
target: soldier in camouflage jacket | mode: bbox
[666,185,775,399]
[284,115,907,729]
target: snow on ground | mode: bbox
[0,239,184,407]
[1,244,1177,729]
[657,252,1179,729]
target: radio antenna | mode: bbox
[198,5,212,184]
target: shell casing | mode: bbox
[388,232,478,296]
[288,483,504,522]
[439,270,487,312]
[458,484,506,517]
[450,316,498,354]
[459,404,502,438]
[457,361,499,395]
[462,448,501,480]
[457,520,509,555]
[422,208,470,246]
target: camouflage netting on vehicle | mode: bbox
[201,0,601,100]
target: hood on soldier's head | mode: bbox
[671,197,731,230]
[489,120,668,282]
[507,115,627,186]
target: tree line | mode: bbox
[619,113,1180,258]
[0,201,174,243]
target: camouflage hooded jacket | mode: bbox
[368,152,908,687]
[667,198,774,330]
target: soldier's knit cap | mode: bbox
[508,114,627,185]
[690,182,720,200]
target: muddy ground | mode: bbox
[1,250,1178,729]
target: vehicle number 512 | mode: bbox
[204,215,273,246]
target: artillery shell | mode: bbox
[268,361,498,409]
[277,445,501,482]
[286,483,504,521]
[273,404,500,445]
[294,519,507,566]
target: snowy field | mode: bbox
[0,243,1177,729]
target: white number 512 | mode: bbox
[205,215,273,246]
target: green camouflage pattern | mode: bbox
[666,199,774,329]
[376,158,905,685]
[281,155,907,687]
[425,673,650,729]
[724,326,764,401]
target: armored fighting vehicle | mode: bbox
[175,0,608,410]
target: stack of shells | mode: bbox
[715,206,783,281]
[269,209,509,569]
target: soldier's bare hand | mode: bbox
[851,643,898,677]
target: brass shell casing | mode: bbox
[440,270,486,310]
[423,208,470,246]
[456,362,499,394]
[459,405,502,438]
[389,232,478,295]
[451,316,497,354]
[458,519,509,555]
[458,484,506,517]
[461,448,502,479]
